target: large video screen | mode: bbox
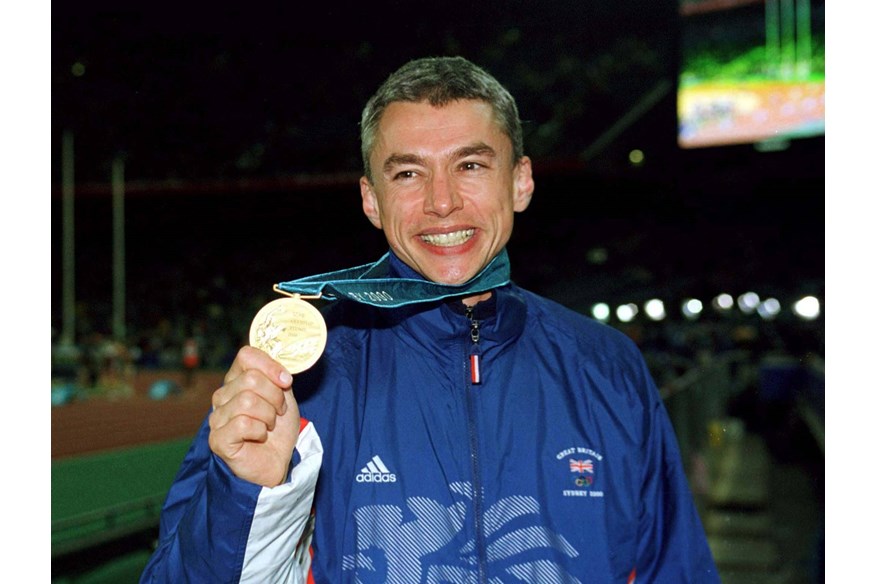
[678,0,825,149]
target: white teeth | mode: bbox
[421,229,475,247]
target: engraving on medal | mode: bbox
[249,297,327,374]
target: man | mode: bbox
[142,56,719,583]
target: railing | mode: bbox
[51,492,167,558]
[658,350,753,474]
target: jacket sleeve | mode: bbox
[139,416,323,584]
[632,372,720,583]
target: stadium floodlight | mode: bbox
[616,303,638,323]
[793,296,821,320]
[712,293,734,311]
[737,291,760,314]
[591,303,611,322]
[682,298,703,320]
[644,299,666,321]
[757,297,781,319]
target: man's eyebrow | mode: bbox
[452,142,497,160]
[382,153,426,174]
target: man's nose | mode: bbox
[424,171,463,217]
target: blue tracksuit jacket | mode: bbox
[141,254,719,583]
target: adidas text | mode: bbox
[356,472,397,483]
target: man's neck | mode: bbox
[462,291,493,307]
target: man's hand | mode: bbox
[208,346,300,487]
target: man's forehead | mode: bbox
[374,99,507,149]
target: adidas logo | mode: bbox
[355,455,397,483]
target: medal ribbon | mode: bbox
[275,249,510,308]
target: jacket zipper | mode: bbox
[466,305,482,385]
[464,305,487,583]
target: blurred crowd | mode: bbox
[51,292,252,405]
[51,289,823,412]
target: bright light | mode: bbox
[629,149,644,165]
[793,296,821,320]
[591,303,611,322]
[737,291,760,314]
[682,298,703,320]
[757,298,781,319]
[713,293,734,311]
[644,299,666,321]
[616,303,638,323]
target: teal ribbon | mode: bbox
[276,249,510,308]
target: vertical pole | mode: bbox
[781,0,796,79]
[796,0,812,79]
[61,131,76,346]
[764,0,780,78]
[112,157,126,342]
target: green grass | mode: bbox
[52,438,193,556]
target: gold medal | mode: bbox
[249,294,327,374]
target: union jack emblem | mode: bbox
[569,459,594,474]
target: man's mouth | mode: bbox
[420,229,475,247]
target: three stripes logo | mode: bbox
[355,455,397,483]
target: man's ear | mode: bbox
[360,176,383,229]
[512,156,535,212]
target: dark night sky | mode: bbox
[51,1,683,182]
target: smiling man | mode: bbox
[360,98,533,291]
[142,56,719,584]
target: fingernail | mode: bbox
[279,371,293,386]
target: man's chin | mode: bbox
[407,247,486,284]
[422,265,480,286]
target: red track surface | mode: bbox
[52,370,224,459]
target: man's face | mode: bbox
[360,99,534,285]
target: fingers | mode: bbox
[215,346,292,411]
[209,346,295,448]
[207,345,302,485]
[224,345,293,389]
[210,386,284,431]
[212,368,287,415]
[210,411,269,449]
[208,371,287,464]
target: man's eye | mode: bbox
[461,161,484,171]
[394,170,417,180]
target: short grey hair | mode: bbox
[360,56,525,181]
